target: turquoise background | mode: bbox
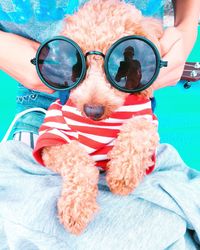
[0,27,200,170]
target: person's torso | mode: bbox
[0,0,164,42]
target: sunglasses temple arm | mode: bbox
[59,90,70,105]
[160,60,168,68]
[30,58,59,65]
[30,58,36,65]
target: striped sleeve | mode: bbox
[33,100,75,166]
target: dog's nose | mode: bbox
[84,104,105,120]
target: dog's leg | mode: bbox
[42,141,99,235]
[106,117,159,195]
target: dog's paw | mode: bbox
[106,174,136,195]
[57,194,99,235]
[106,160,144,195]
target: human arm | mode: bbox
[153,0,200,90]
[0,30,53,93]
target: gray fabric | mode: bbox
[0,141,200,249]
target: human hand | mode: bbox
[0,31,54,93]
[152,26,198,90]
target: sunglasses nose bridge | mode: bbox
[84,51,105,78]
[85,51,105,60]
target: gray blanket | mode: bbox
[0,141,200,250]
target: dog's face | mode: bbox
[61,0,163,120]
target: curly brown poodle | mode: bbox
[33,0,162,235]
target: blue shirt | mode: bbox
[0,0,164,41]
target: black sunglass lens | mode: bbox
[38,39,84,89]
[107,39,157,92]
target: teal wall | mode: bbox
[0,27,200,170]
[0,71,17,139]
[155,27,200,170]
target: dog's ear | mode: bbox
[140,17,163,40]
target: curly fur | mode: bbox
[42,141,99,235]
[42,0,162,235]
[106,118,159,195]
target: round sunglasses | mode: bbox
[31,35,167,93]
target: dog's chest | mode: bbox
[62,103,123,153]
[61,96,155,156]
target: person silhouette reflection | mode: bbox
[115,46,142,90]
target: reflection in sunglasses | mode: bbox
[115,46,142,90]
[38,59,60,65]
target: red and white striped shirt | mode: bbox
[33,95,157,173]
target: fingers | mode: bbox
[152,64,184,90]
[22,64,55,94]
[35,86,54,94]
[33,79,55,94]
[21,76,55,94]
[159,27,183,57]
[152,27,186,90]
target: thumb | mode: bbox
[159,27,183,57]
